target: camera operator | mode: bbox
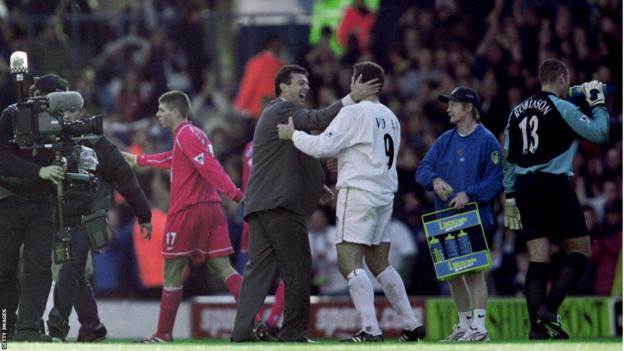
[46,103,152,342]
[0,74,68,341]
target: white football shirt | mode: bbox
[292,100,400,201]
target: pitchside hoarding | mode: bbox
[426,297,615,339]
[190,296,425,338]
[307,298,425,339]
[191,296,620,339]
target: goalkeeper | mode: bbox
[503,59,609,340]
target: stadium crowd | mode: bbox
[0,0,620,300]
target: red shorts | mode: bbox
[241,222,249,254]
[162,203,234,261]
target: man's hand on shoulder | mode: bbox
[349,74,381,102]
[277,116,296,140]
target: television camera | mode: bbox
[11,91,103,149]
[9,51,108,263]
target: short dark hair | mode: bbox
[158,90,191,118]
[353,61,384,90]
[274,64,308,97]
[538,59,569,85]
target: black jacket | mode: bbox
[63,135,151,226]
[0,104,55,202]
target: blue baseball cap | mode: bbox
[439,86,480,108]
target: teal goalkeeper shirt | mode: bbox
[415,123,504,230]
[503,91,609,195]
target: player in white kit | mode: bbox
[278,61,425,342]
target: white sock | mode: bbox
[459,311,472,329]
[376,266,421,331]
[347,269,381,335]
[473,309,486,331]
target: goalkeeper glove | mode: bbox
[504,197,523,230]
[582,80,605,107]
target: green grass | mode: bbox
[4,338,622,351]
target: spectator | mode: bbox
[337,0,375,54]
[116,70,147,122]
[308,209,347,296]
[234,36,284,119]
[366,218,418,292]
[590,201,622,295]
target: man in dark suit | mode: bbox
[231,64,379,342]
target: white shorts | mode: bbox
[335,187,393,246]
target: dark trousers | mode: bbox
[232,208,311,341]
[48,228,101,337]
[0,196,54,332]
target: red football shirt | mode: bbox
[138,121,243,215]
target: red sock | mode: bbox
[225,272,262,323]
[156,287,183,339]
[267,280,285,327]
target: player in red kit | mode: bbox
[241,141,285,338]
[123,91,252,343]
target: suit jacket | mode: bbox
[245,97,343,220]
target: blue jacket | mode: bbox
[416,124,503,229]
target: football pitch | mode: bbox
[5,338,622,351]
